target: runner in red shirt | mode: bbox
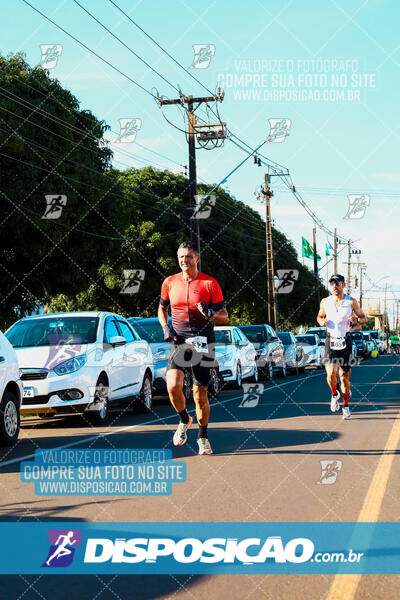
[158,241,229,455]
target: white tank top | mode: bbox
[325,294,352,337]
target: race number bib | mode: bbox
[186,336,208,354]
[330,336,346,351]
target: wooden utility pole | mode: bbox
[312,226,320,309]
[347,239,351,293]
[157,90,225,265]
[384,283,388,332]
[359,264,366,307]
[333,227,338,273]
[261,171,276,329]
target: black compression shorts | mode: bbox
[167,341,216,388]
[324,332,353,372]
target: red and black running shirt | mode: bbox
[160,271,225,342]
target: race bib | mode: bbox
[186,336,208,354]
[330,336,346,351]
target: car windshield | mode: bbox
[277,332,292,345]
[129,319,166,343]
[296,335,316,345]
[351,332,363,340]
[214,329,232,345]
[307,328,326,340]
[238,326,266,343]
[6,317,99,348]
[363,333,371,340]
[368,331,379,340]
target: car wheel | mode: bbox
[183,369,194,404]
[235,363,242,389]
[134,374,153,414]
[208,367,221,398]
[0,390,20,446]
[250,364,259,383]
[87,376,110,425]
[278,361,287,378]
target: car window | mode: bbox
[6,316,99,348]
[117,320,135,343]
[277,332,292,345]
[267,327,275,339]
[103,318,120,343]
[238,326,267,343]
[214,329,232,345]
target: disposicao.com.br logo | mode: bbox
[83,536,316,564]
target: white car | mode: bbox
[214,326,257,388]
[0,331,23,445]
[295,333,324,368]
[5,312,154,425]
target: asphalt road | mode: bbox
[0,354,399,599]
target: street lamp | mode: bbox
[273,275,280,332]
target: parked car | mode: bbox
[295,334,324,368]
[364,330,385,354]
[0,331,23,446]
[277,332,305,374]
[127,317,222,401]
[306,327,327,341]
[362,332,378,358]
[350,330,368,358]
[214,326,257,388]
[378,332,388,354]
[5,312,154,424]
[238,324,286,379]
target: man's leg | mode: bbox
[167,369,193,446]
[326,363,339,394]
[193,384,210,433]
[166,369,186,413]
[339,369,352,418]
[326,362,340,412]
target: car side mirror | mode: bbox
[109,335,126,347]
[239,341,247,347]
[270,336,279,341]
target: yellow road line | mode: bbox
[326,415,400,600]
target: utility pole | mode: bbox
[261,171,276,329]
[333,227,338,273]
[312,226,320,309]
[383,283,388,333]
[157,89,225,265]
[358,263,366,307]
[347,239,351,293]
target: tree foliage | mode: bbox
[0,53,326,330]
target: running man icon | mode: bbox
[42,529,82,568]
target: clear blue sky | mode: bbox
[3,0,400,323]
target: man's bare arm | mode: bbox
[350,298,367,325]
[157,304,169,328]
[316,298,328,327]
[211,307,229,325]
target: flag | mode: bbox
[302,237,321,261]
[326,239,334,256]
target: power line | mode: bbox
[21,0,158,100]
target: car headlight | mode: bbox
[53,354,87,376]
[218,352,233,364]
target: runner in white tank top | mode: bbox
[316,274,367,419]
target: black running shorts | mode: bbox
[167,341,216,388]
[324,332,352,372]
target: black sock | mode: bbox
[198,425,208,439]
[178,409,189,424]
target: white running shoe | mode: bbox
[197,438,213,455]
[173,415,193,446]
[330,391,340,412]
[342,406,351,419]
